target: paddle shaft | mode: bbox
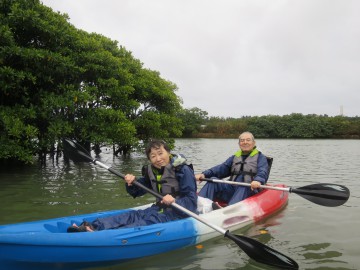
[202,178,290,191]
[201,178,350,198]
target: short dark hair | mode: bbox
[145,139,170,159]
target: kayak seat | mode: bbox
[265,155,273,183]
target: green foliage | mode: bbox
[176,107,208,137]
[199,114,359,139]
[0,0,184,163]
[0,105,38,163]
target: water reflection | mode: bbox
[131,218,293,270]
[300,242,352,270]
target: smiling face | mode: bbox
[238,132,256,154]
[148,145,171,169]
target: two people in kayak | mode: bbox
[68,131,269,232]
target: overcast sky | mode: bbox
[41,0,360,117]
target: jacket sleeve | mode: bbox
[253,153,269,184]
[125,176,150,198]
[173,165,198,215]
[202,155,234,179]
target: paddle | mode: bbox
[200,178,350,207]
[63,139,299,269]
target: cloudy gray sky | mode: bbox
[41,0,360,117]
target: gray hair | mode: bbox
[238,131,255,141]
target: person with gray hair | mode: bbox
[195,132,269,207]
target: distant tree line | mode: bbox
[179,110,360,139]
[1,1,359,164]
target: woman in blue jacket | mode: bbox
[68,140,197,232]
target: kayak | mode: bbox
[0,185,289,270]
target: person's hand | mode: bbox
[124,174,136,186]
[161,194,175,205]
[195,173,205,182]
[250,180,261,190]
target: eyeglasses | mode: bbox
[239,138,253,143]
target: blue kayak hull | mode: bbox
[0,185,289,269]
[0,207,197,269]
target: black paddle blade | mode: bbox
[62,139,93,163]
[291,183,350,207]
[225,232,299,269]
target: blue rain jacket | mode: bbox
[91,159,197,230]
[198,152,269,205]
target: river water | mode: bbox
[0,139,359,270]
